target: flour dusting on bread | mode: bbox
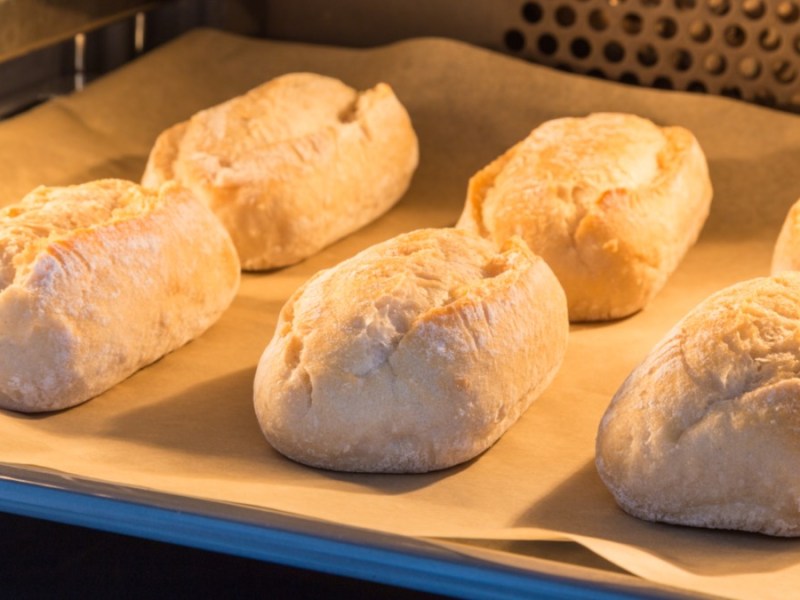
[0,179,240,412]
[143,73,419,270]
[596,274,800,536]
[254,228,568,473]
[457,112,712,322]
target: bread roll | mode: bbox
[142,72,419,271]
[457,112,713,322]
[596,274,800,536]
[0,179,240,412]
[772,197,800,274]
[254,228,568,473]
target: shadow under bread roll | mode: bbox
[254,228,568,473]
[457,112,713,322]
[596,274,800,536]
[0,179,240,413]
[142,72,419,271]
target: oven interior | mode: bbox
[1,0,798,120]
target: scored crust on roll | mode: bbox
[771,196,800,274]
[0,179,240,413]
[457,112,713,322]
[142,72,419,271]
[253,228,568,473]
[596,274,800,536]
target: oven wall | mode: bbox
[1,0,798,117]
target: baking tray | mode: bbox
[0,463,694,599]
[0,29,799,599]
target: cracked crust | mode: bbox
[0,180,240,412]
[456,112,713,322]
[142,72,419,271]
[253,228,568,473]
[596,274,800,536]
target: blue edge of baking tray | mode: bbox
[0,463,685,600]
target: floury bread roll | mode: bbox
[771,196,800,273]
[457,112,713,322]
[596,274,800,536]
[254,228,568,473]
[0,179,240,412]
[142,72,419,271]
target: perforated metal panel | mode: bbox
[2,1,800,116]
[501,0,800,112]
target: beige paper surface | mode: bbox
[1,29,800,598]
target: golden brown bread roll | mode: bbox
[0,179,240,412]
[457,112,713,322]
[142,72,419,271]
[596,274,800,536]
[253,228,568,473]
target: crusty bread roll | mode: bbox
[456,112,713,322]
[254,228,568,473]
[0,179,240,413]
[142,72,419,271]
[596,274,800,536]
[771,197,800,274]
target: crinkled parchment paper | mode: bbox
[1,29,800,599]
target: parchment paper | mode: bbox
[1,29,800,599]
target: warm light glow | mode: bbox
[135,12,146,54]
[73,33,85,91]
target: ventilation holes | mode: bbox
[588,9,610,31]
[724,24,747,47]
[773,59,798,84]
[522,1,544,22]
[622,13,643,34]
[653,76,674,88]
[556,5,577,26]
[754,88,777,105]
[704,52,727,74]
[538,34,559,55]
[689,21,713,42]
[571,37,592,58]
[743,0,766,19]
[687,80,708,92]
[656,16,678,38]
[721,85,742,98]
[505,0,800,112]
[672,48,693,71]
[708,0,731,16]
[505,29,526,51]
[604,41,626,62]
[738,56,761,79]
[777,1,800,23]
[586,67,606,79]
[637,44,660,67]
[759,27,781,51]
